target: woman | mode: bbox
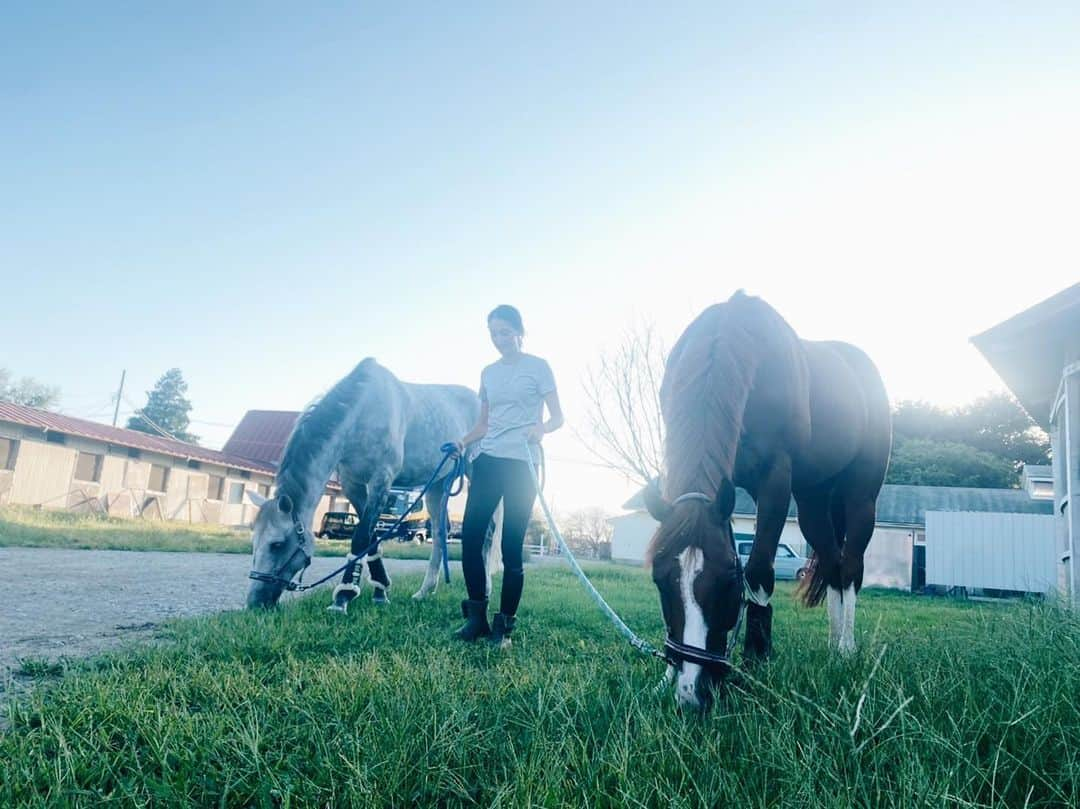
[453,304,564,648]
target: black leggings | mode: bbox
[461,453,538,615]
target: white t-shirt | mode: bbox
[477,353,556,463]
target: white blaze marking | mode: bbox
[677,547,707,708]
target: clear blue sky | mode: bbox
[4,3,1078,510]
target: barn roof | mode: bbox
[221,410,300,466]
[971,283,1080,430]
[0,401,276,476]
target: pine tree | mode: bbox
[127,368,199,444]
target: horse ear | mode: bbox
[642,479,672,522]
[713,479,736,522]
[277,494,293,515]
[247,490,269,508]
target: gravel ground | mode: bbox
[0,547,433,697]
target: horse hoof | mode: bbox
[326,603,348,615]
[412,588,432,600]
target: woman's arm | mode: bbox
[527,390,564,444]
[455,399,490,453]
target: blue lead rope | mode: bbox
[522,447,666,661]
[439,448,464,583]
[360,443,465,565]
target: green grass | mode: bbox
[3,564,1078,807]
[0,505,254,554]
[0,507,393,558]
[379,540,463,561]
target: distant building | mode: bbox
[972,282,1080,603]
[0,402,277,526]
[610,479,1054,593]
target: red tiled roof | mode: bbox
[0,401,276,476]
[221,410,300,466]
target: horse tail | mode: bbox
[796,552,831,607]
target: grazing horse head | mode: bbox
[645,478,743,711]
[246,491,313,608]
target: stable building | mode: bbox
[972,283,1080,604]
[0,402,279,527]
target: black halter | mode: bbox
[663,598,745,670]
[248,514,313,591]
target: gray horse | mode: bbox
[246,358,501,610]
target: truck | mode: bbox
[375,487,432,543]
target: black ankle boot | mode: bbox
[490,613,516,649]
[454,599,490,641]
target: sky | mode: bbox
[3,3,1078,513]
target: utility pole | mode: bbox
[112,370,126,427]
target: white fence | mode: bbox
[925,511,1056,594]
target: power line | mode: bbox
[121,394,187,443]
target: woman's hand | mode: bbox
[451,440,466,457]
[526,424,545,445]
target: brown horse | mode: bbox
[643,291,891,710]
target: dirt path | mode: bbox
[0,547,433,696]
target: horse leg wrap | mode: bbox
[328,582,363,614]
[341,553,363,585]
[370,578,390,605]
[365,552,391,604]
[743,603,773,662]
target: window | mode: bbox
[777,544,796,558]
[74,452,103,483]
[46,432,66,445]
[257,483,270,498]
[1030,481,1054,499]
[148,463,170,493]
[187,459,201,470]
[0,438,18,471]
[738,542,754,556]
[228,482,246,504]
[127,447,141,459]
[207,475,225,501]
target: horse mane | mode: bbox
[276,358,383,500]
[659,294,761,500]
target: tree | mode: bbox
[579,319,667,486]
[890,393,1049,486]
[951,393,1051,468]
[127,368,199,444]
[0,367,61,410]
[561,507,614,559]
[885,439,1017,488]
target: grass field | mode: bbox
[0,507,461,561]
[3,559,1078,807]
